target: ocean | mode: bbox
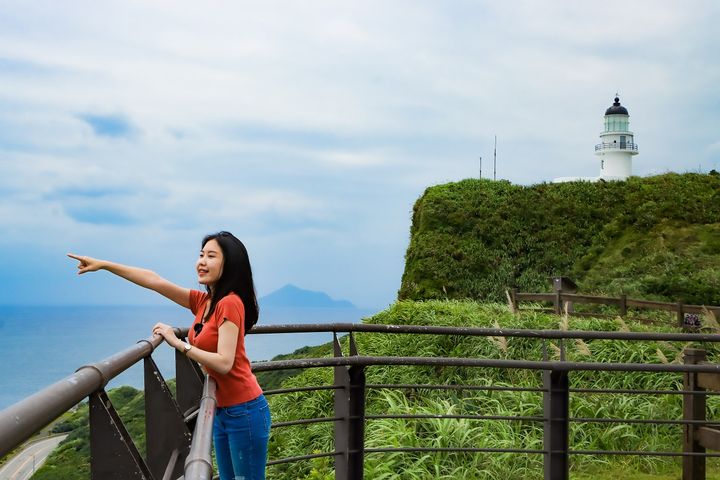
[0,305,375,410]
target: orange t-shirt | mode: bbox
[187,290,263,407]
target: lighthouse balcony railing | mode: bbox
[595,142,638,152]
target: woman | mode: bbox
[68,231,270,480]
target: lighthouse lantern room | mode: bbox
[595,95,638,180]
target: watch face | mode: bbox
[184,343,192,351]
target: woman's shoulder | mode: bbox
[217,292,244,308]
[189,290,210,314]
[215,293,245,324]
[191,289,209,299]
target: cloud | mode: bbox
[78,113,136,138]
[63,205,138,225]
[0,56,64,77]
[0,0,718,307]
[48,185,137,199]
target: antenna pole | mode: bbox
[479,156,482,179]
[493,135,497,181]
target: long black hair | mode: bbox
[202,231,259,334]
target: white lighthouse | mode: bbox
[595,95,638,180]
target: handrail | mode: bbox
[250,322,720,342]
[0,334,163,457]
[252,353,720,374]
[184,376,217,480]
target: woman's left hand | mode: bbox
[152,322,180,348]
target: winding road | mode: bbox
[0,435,67,480]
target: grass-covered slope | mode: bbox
[580,222,720,303]
[399,173,720,304]
[267,300,720,480]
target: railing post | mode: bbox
[184,376,217,480]
[144,356,192,480]
[175,330,205,416]
[90,389,153,479]
[619,294,627,318]
[554,291,562,315]
[678,301,686,328]
[683,348,707,480]
[334,332,365,480]
[544,369,569,480]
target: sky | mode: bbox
[0,1,718,309]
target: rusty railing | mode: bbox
[0,327,215,480]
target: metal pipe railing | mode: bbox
[0,334,162,457]
[184,376,217,480]
[252,354,720,374]
[249,322,720,342]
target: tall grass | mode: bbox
[266,300,720,479]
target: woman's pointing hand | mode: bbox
[67,253,104,274]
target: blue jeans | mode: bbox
[213,394,271,480]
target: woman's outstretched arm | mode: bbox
[67,253,191,309]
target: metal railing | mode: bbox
[0,328,215,480]
[594,142,639,152]
[4,322,720,479]
[249,323,720,480]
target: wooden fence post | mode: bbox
[683,348,706,480]
[678,302,685,328]
[619,294,627,318]
[554,291,562,315]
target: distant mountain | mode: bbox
[260,284,356,309]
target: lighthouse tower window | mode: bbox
[604,116,629,132]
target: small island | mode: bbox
[260,284,356,309]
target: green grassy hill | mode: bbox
[399,173,720,304]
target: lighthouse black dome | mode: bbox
[605,96,629,115]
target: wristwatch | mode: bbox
[181,343,192,355]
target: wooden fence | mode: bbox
[507,289,720,329]
[684,348,720,479]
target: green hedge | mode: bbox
[399,173,720,304]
